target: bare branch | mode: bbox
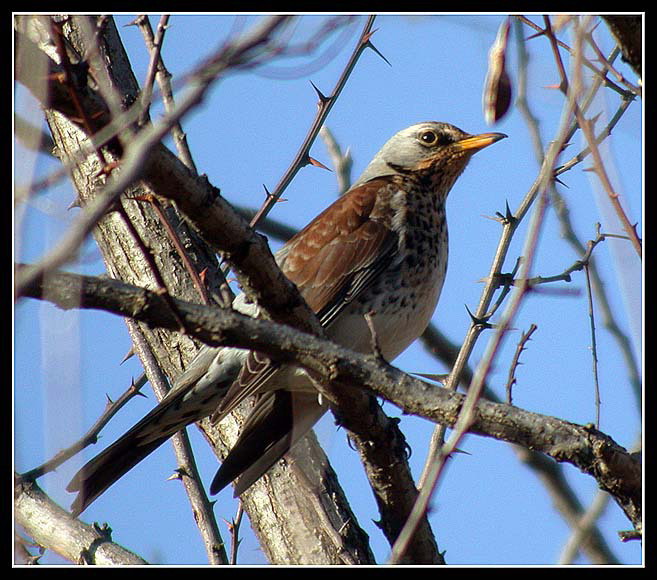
[15,475,149,565]
[20,265,642,531]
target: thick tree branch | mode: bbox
[15,475,148,565]
[15,14,379,565]
[19,265,642,531]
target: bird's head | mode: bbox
[354,121,506,189]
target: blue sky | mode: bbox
[14,14,642,565]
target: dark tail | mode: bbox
[67,386,208,516]
[67,429,170,516]
[211,390,327,496]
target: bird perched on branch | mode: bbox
[67,121,506,515]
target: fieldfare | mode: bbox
[67,121,506,515]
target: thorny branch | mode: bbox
[246,15,381,230]
[126,320,228,564]
[19,377,147,482]
[14,15,294,297]
[395,14,642,562]
[19,265,642,533]
[16,14,438,563]
[541,16,641,258]
[504,323,538,405]
[15,14,641,564]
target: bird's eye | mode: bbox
[419,130,437,144]
[419,130,446,146]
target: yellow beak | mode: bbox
[455,132,507,152]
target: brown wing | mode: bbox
[280,178,397,324]
[212,177,398,421]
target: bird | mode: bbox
[66,121,506,515]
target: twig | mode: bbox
[514,22,641,408]
[15,16,294,298]
[246,15,381,230]
[15,475,149,564]
[319,125,353,196]
[137,14,169,124]
[513,445,619,563]
[228,502,245,565]
[130,193,220,306]
[135,15,198,175]
[555,94,633,177]
[127,320,228,565]
[505,323,538,405]
[76,16,130,136]
[255,16,359,79]
[542,16,641,258]
[14,164,71,207]
[558,491,610,564]
[510,17,638,561]
[584,31,642,96]
[14,113,56,156]
[521,226,611,287]
[19,376,148,482]
[583,253,601,429]
[115,201,188,332]
[400,17,584,562]
[50,18,109,171]
[515,15,633,99]
[364,311,384,360]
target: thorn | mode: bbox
[167,468,187,481]
[372,517,384,530]
[553,174,569,187]
[362,28,378,41]
[588,111,603,127]
[494,200,515,225]
[94,160,121,178]
[309,80,331,105]
[504,200,514,222]
[120,347,135,364]
[130,193,156,204]
[465,304,492,329]
[589,19,602,33]
[492,271,516,289]
[448,447,472,456]
[525,29,548,41]
[92,522,113,541]
[221,517,233,531]
[67,197,82,210]
[124,16,143,27]
[131,377,148,398]
[261,184,286,202]
[412,372,449,385]
[362,30,392,66]
[306,155,331,172]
